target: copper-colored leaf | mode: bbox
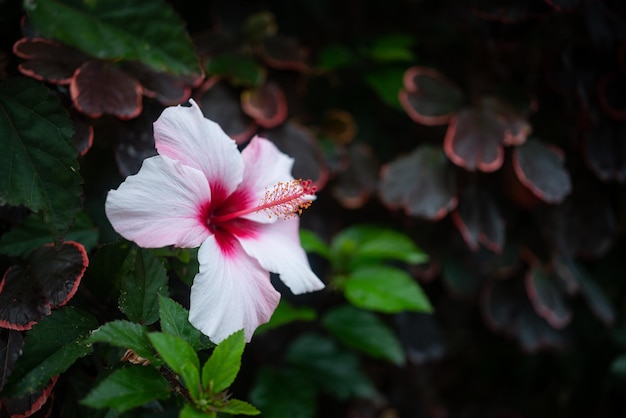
[260,36,309,72]
[444,99,530,172]
[525,267,572,329]
[13,37,88,84]
[513,139,572,203]
[482,278,567,352]
[114,102,161,177]
[262,122,328,188]
[0,242,88,331]
[554,258,615,325]
[451,185,505,252]
[597,73,626,121]
[70,60,143,119]
[399,66,464,126]
[379,146,457,220]
[125,61,201,106]
[545,184,616,259]
[332,143,378,209]
[2,376,57,417]
[194,78,257,144]
[241,82,288,129]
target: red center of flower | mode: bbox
[211,179,317,224]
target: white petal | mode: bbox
[238,136,295,223]
[237,218,325,294]
[189,235,280,343]
[153,100,244,197]
[105,156,211,248]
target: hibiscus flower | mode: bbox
[105,100,325,343]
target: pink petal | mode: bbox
[189,235,280,343]
[238,136,296,223]
[237,218,325,294]
[153,100,244,199]
[106,156,211,248]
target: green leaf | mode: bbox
[317,44,355,71]
[87,320,158,364]
[180,404,216,418]
[256,299,317,334]
[119,247,169,325]
[299,229,330,259]
[0,211,98,257]
[344,266,433,313]
[204,53,265,87]
[364,67,405,111]
[362,34,416,63]
[217,399,260,416]
[159,296,210,351]
[323,305,405,365]
[286,333,376,400]
[330,225,428,272]
[148,332,201,400]
[202,330,245,393]
[0,77,81,240]
[24,0,200,76]
[3,307,98,396]
[81,366,170,412]
[250,367,317,418]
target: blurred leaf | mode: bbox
[256,299,317,333]
[148,332,201,400]
[399,66,464,126]
[263,122,328,186]
[331,225,428,271]
[159,296,209,351]
[323,305,405,365]
[195,80,256,144]
[241,82,288,129]
[217,398,260,416]
[71,60,143,119]
[299,229,330,259]
[317,44,355,71]
[611,354,626,378]
[525,267,572,329]
[201,329,245,393]
[0,211,98,257]
[379,145,457,220]
[250,367,317,418]
[441,251,484,297]
[205,53,265,87]
[3,307,97,396]
[286,333,377,399]
[119,248,169,326]
[344,266,433,313]
[584,116,626,182]
[444,98,530,172]
[362,34,416,63]
[555,259,615,325]
[81,366,170,412]
[513,139,572,204]
[86,320,157,364]
[364,67,405,110]
[451,185,505,253]
[25,0,200,76]
[0,77,80,240]
[260,36,309,72]
[13,37,88,84]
